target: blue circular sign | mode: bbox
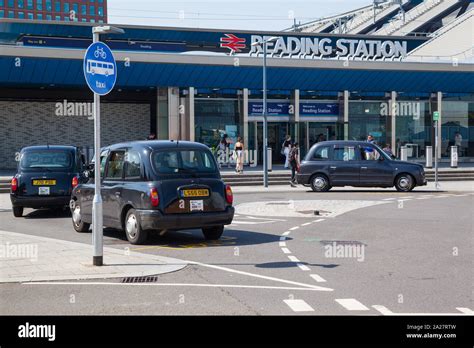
[83,42,117,96]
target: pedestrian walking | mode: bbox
[282,135,292,168]
[234,136,244,174]
[289,142,300,187]
[146,133,157,140]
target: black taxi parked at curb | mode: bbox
[297,141,427,192]
[10,145,87,217]
[71,140,235,244]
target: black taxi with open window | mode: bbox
[71,140,235,244]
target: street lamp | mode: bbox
[252,36,279,187]
[91,25,124,266]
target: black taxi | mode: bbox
[71,140,235,244]
[10,145,86,217]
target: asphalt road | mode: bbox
[0,188,472,315]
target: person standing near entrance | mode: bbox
[234,137,244,174]
[282,135,292,169]
[289,143,300,187]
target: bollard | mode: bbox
[450,146,458,168]
[400,146,408,161]
[425,146,433,168]
[267,147,272,172]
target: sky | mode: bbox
[107,0,374,31]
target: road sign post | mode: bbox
[84,26,122,266]
[433,111,440,189]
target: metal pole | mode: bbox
[434,120,439,189]
[263,41,268,188]
[92,31,103,266]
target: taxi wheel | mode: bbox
[124,209,148,245]
[310,174,331,192]
[202,226,224,240]
[395,174,415,192]
[72,203,91,233]
[12,206,23,218]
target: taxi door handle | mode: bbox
[115,191,121,196]
[330,166,337,169]
[361,166,368,169]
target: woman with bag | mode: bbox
[289,142,300,187]
[234,137,244,174]
[282,135,292,168]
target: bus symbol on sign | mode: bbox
[86,60,115,76]
[83,42,117,96]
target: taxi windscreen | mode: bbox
[152,149,217,174]
[20,150,73,170]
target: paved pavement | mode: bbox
[0,230,186,283]
[0,188,472,315]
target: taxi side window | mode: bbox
[360,145,380,161]
[333,146,356,161]
[100,155,107,178]
[124,150,141,179]
[313,146,330,160]
[105,151,125,179]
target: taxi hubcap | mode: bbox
[314,177,326,189]
[73,206,81,225]
[126,214,138,238]
[399,177,411,189]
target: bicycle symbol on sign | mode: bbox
[94,47,107,59]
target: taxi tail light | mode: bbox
[225,184,233,205]
[150,188,160,207]
[72,176,79,189]
[11,177,18,192]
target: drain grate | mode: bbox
[121,276,158,283]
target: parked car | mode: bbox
[10,145,87,217]
[296,141,427,192]
[71,140,235,244]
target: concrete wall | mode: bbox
[0,101,150,169]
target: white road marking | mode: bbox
[310,274,327,283]
[454,194,470,197]
[288,256,300,262]
[184,259,332,291]
[313,219,325,223]
[416,197,429,200]
[24,282,329,292]
[297,263,311,271]
[281,248,291,254]
[336,298,369,311]
[231,220,275,225]
[290,226,299,231]
[382,198,396,201]
[245,216,286,221]
[372,305,394,315]
[282,231,291,236]
[280,236,287,241]
[372,305,471,316]
[301,222,311,226]
[400,196,415,199]
[279,242,286,247]
[283,299,314,312]
[456,307,474,314]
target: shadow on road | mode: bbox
[255,261,339,269]
[23,208,71,219]
[103,227,286,249]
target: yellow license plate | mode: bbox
[182,189,209,198]
[33,180,56,186]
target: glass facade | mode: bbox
[195,98,243,149]
[442,94,474,157]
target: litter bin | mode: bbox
[425,146,433,168]
[451,146,458,168]
[400,146,408,161]
[267,147,272,172]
